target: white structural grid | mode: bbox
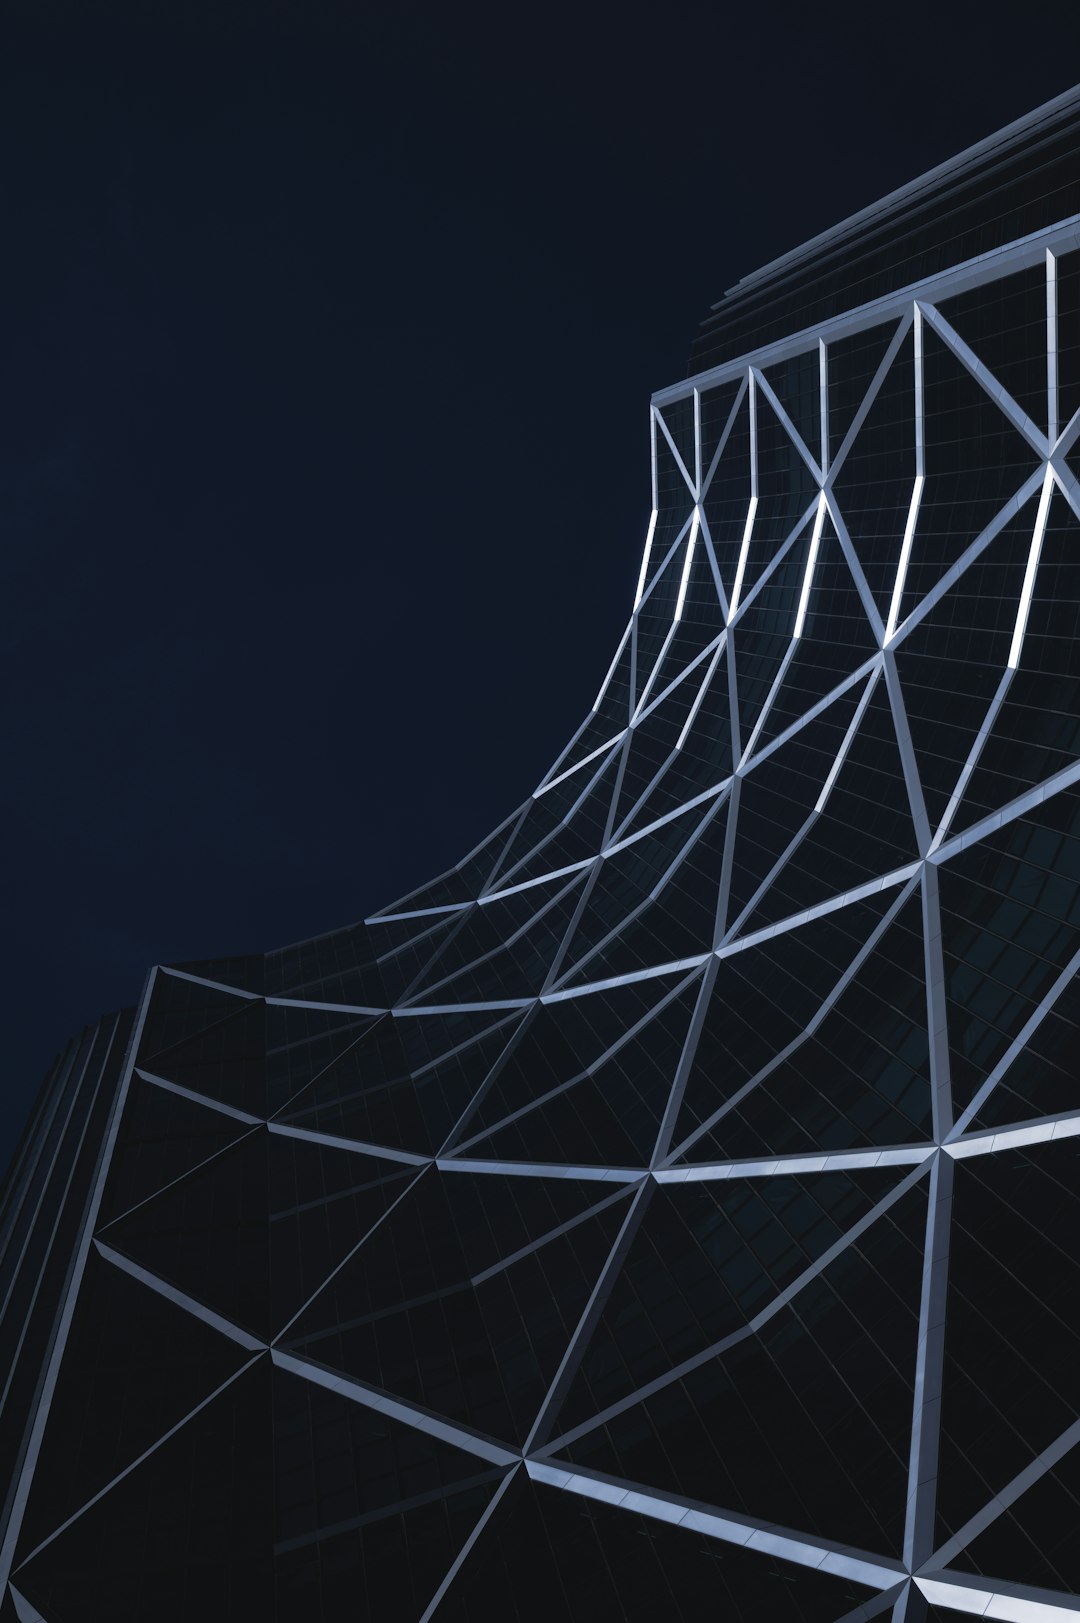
[8,223,1080,1620]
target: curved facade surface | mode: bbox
[6,99,1080,1623]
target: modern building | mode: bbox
[4,86,1080,1623]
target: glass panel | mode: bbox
[617,650,733,836]
[272,1364,506,1622]
[265,1004,376,1115]
[101,1074,250,1225]
[102,1128,270,1335]
[645,536,726,696]
[671,889,899,1155]
[168,953,265,995]
[956,1437,1080,1596]
[371,913,467,1007]
[266,921,387,1007]
[282,1170,633,1447]
[495,750,623,890]
[748,389,818,592]
[278,1010,524,1157]
[702,389,753,601]
[656,394,696,490]
[15,1361,274,1623]
[829,327,915,621]
[267,1135,422,1334]
[16,1248,252,1562]
[953,492,1080,833]
[937,261,1049,435]
[104,1128,415,1339]
[743,681,918,931]
[697,896,931,1160]
[457,976,689,1147]
[699,377,743,476]
[435,1471,878,1621]
[753,519,879,752]
[139,972,253,1062]
[652,416,695,560]
[826,319,905,466]
[560,800,716,974]
[939,783,1080,1118]
[731,517,814,744]
[554,1165,909,1435]
[898,325,1038,622]
[967,967,1080,1129]
[936,1139,1080,1546]
[726,681,866,927]
[136,999,266,1117]
[466,981,700,1167]
[763,345,822,466]
[1058,247,1080,439]
[561,801,730,984]
[894,504,1033,829]
[412,876,587,1005]
[611,701,690,832]
[562,1180,928,1556]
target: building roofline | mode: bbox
[715,80,1080,307]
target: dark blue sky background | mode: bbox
[3,0,1078,1166]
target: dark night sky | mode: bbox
[3,0,1079,1168]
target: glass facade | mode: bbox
[5,92,1080,1621]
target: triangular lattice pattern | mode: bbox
[8,240,1080,1623]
